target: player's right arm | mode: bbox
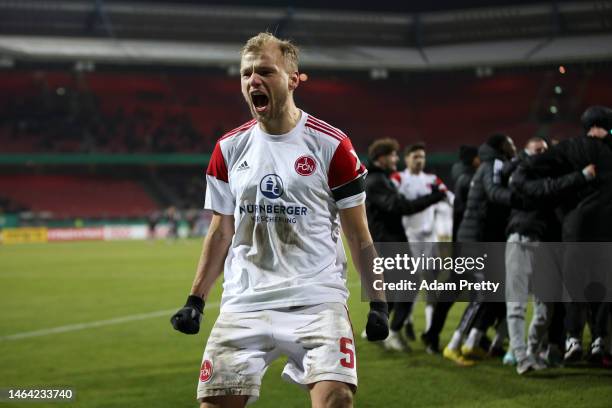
[170,212,234,335]
[190,212,234,299]
[172,138,235,335]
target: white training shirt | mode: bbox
[396,170,448,242]
[204,111,367,312]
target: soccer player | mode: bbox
[170,32,388,407]
[364,139,446,352]
[396,143,452,338]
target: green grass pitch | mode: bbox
[1,240,611,407]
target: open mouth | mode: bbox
[251,91,269,112]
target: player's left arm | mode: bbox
[340,204,389,341]
[327,134,389,340]
[339,204,385,302]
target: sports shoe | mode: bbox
[564,337,583,363]
[589,337,605,365]
[503,350,517,366]
[532,354,548,370]
[383,330,410,352]
[461,344,488,360]
[360,329,367,340]
[404,321,416,341]
[421,332,440,354]
[443,347,475,367]
[516,355,546,375]
[540,344,563,368]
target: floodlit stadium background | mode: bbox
[1,1,612,407]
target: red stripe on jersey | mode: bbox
[307,116,347,140]
[206,142,228,182]
[306,121,344,142]
[308,115,346,134]
[219,119,257,141]
[306,122,343,142]
[306,118,347,141]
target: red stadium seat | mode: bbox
[0,175,159,218]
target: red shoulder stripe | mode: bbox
[306,121,344,142]
[307,116,347,139]
[220,119,257,141]
[308,117,348,138]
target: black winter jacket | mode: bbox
[452,165,475,242]
[507,151,588,241]
[456,143,516,242]
[451,161,470,187]
[365,164,445,242]
[512,135,612,241]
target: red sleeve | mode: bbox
[432,176,448,192]
[328,138,366,189]
[206,142,228,182]
[390,171,402,185]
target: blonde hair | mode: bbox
[241,32,299,73]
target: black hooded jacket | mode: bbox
[365,163,445,242]
[456,143,516,242]
[512,135,612,242]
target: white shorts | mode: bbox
[196,302,357,404]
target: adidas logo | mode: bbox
[237,160,250,171]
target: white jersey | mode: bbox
[204,111,366,312]
[397,170,448,242]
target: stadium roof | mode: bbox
[117,0,573,14]
[0,0,610,70]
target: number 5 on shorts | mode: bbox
[339,337,355,368]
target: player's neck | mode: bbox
[258,104,301,135]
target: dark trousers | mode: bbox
[388,301,414,332]
[473,302,506,332]
[565,302,610,340]
[548,302,566,350]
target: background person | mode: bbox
[364,138,445,352]
[515,105,612,365]
[396,142,452,340]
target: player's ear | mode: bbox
[288,71,299,91]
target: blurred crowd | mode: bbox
[1,84,210,153]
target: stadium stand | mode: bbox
[0,174,159,218]
[2,68,611,155]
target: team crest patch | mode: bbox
[260,174,284,199]
[294,155,317,176]
[200,359,213,383]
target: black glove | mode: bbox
[170,295,204,334]
[365,301,389,341]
